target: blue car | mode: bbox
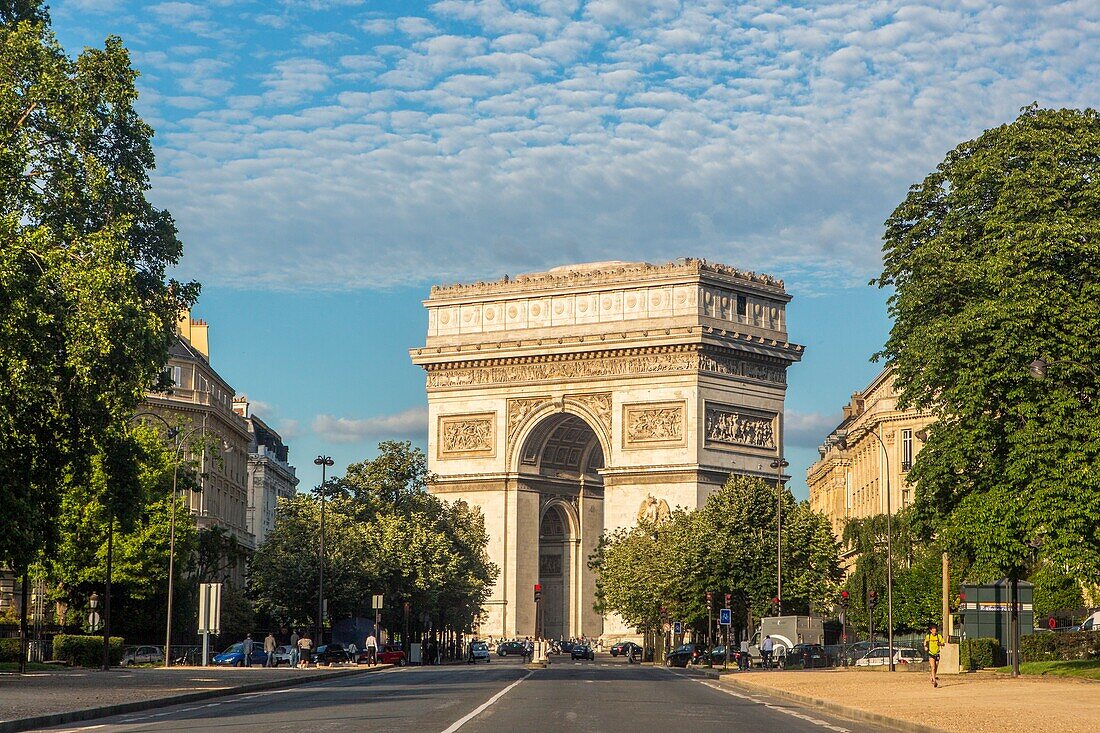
[212,642,268,667]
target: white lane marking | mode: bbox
[691,677,853,732]
[439,672,532,733]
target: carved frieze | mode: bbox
[623,401,685,447]
[636,495,671,524]
[565,392,612,437]
[507,396,551,443]
[437,413,495,458]
[426,348,786,389]
[704,404,776,450]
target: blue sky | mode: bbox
[53,0,1099,499]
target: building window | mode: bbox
[901,429,913,471]
[736,295,747,319]
[163,365,181,388]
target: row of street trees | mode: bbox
[248,442,498,640]
[590,476,841,642]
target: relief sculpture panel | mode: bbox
[705,404,776,450]
[438,413,496,458]
[623,401,685,448]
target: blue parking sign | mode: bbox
[719,608,732,626]
[673,621,682,635]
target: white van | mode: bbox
[1074,611,1100,632]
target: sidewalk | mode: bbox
[0,664,389,732]
[711,669,1099,733]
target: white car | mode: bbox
[1071,611,1100,632]
[467,641,491,664]
[120,645,164,667]
[855,647,924,666]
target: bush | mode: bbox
[0,637,22,663]
[960,637,1003,670]
[52,634,124,667]
[1021,631,1100,662]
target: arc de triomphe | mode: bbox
[410,259,804,641]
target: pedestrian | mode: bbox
[365,632,378,667]
[297,632,313,668]
[289,629,300,668]
[523,636,533,661]
[924,624,945,688]
[264,631,277,668]
[739,638,750,671]
[347,641,358,664]
[244,634,254,667]
[761,635,774,669]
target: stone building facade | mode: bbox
[807,367,935,541]
[411,259,804,641]
[234,398,299,547]
[141,312,254,579]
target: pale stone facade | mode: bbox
[411,259,803,641]
[807,367,935,541]
[234,398,299,547]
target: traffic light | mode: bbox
[839,590,850,609]
[534,584,542,603]
[771,597,780,615]
[705,591,713,606]
[868,590,878,610]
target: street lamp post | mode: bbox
[314,455,334,646]
[769,457,789,616]
[836,428,895,671]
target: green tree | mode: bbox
[1,0,48,26]
[0,10,197,575]
[875,105,1100,585]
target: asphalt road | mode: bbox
[40,656,887,733]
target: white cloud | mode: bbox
[312,407,428,444]
[784,410,843,449]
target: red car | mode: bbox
[359,644,407,666]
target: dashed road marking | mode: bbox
[671,672,853,732]
[439,672,532,733]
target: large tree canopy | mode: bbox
[0,12,196,571]
[876,105,1100,582]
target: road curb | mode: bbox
[691,669,946,733]
[0,665,391,733]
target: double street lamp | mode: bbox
[314,455,334,646]
[769,457,789,616]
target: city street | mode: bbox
[39,657,883,733]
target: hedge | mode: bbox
[0,637,22,663]
[960,637,1003,670]
[1021,631,1100,662]
[53,634,124,667]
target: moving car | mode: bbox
[570,643,595,660]
[665,643,705,668]
[120,645,164,667]
[610,641,642,657]
[212,642,268,667]
[497,640,526,657]
[468,641,491,664]
[377,644,407,666]
[313,643,352,666]
[785,643,829,669]
[855,647,924,666]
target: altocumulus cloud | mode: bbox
[312,407,428,444]
[784,410,842,450]
[62,0,1100,294]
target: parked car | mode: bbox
[1071,611,1100,632]
[558,640,576,654]
[571,643,595,660]
[312,642,352,666]
[610,641,642,657]
[377,644,407,666]
[698,645,747,667]
[497,640,526,657]
[855,647,924,667]
[468,641,491,664]
[270,645,294,667]
[842,641,886,665]
[212,642,268,667]
[785,643,829,669]
[120,645,164,667]
[665,643,705,668]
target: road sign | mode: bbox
[1048,616,1057,630]
[673,621,682,635]
[88,611,101,631]
[198,582,222,635]
[719,608,732,626]
[372,594,384,610]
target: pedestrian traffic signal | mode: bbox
[868,590,878,610]
[534,584,541,603]
[725,593,732,607]
[839,590,850,609]
[770,597,780,615]
[705,591,713,604]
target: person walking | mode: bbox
[243,634,254,667]
[264,632,277,668]
[364,632,378,667]
[924,624,946,688]
[297,632,313,668]
[739,638,750,671]
[761,635,774,669]
[289,629,300,668]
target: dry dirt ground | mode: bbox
[719,668,1100,733]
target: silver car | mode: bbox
[121,645,164,667]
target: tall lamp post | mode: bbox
[314,455,334,646]
[836,428,895,671]
[769,458,789,616]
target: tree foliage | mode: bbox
[591,476,841,636]
[0,9,197,573]
[875,106,1100,584]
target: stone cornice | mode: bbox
[427,258,787,301]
